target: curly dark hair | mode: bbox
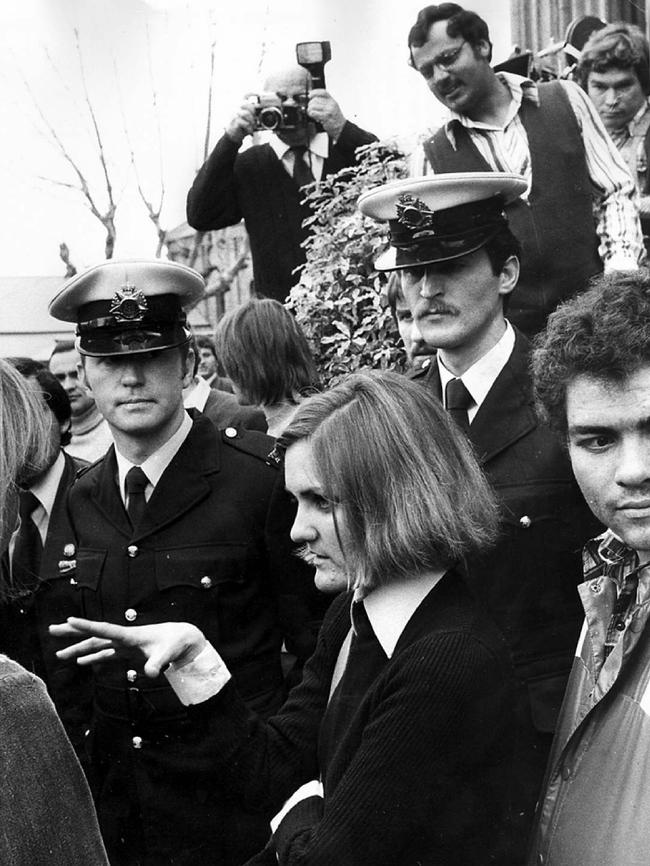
[408,4,493,65]
[576,23,650,95]
[532,271,650,440]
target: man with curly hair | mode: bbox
[530,270,650,863]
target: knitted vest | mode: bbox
[425,82,602,336]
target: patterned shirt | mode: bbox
[423,72,644,270]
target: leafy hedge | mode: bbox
[286,141,409,387]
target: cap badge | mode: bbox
[396,194,436,233]
[109,284,148,322]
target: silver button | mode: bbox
[126,669,138,683]
[561,765,571,781]
[421,357,431,370]
[201,575,213,589]
[127,545,139,558]
[132,736,143,750]
[63,543,76,557]
[225,427,237,438]
[125,608,137,622]
[519,515,532,529]
[69,577,78,586]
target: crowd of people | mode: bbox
[3,3,650,865]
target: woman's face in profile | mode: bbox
[284,439,351,594]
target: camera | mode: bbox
[251,92,309,132]
[250,41,332,132]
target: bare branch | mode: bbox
[203,36,216,162]
[59,242,77,277]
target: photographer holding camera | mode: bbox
[186,58,376,302]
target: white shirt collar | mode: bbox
[21,451,66,542]
[445,72,537,136]
[115,411,193,504]
[438,321,515,422]
[356,570,445,658]
[183,376,211,412]
[267,130,329,162]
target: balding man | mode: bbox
[186,64,376,301]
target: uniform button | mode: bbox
[126,669,138,683]
[561,765,571,780]
[63,543,76,557]
[132,736,143,750]
[127,545,139,558]
[421,357,431,370]
[125,608,137,622]
[69,577,78,586]
[201,575,213,589]
[615,620,626,631]
[590,579,602,594]
[224,427,237,438]
[519,515,532,529]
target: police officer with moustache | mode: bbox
[359,174,602,859]
[48,260,324,866]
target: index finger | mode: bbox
[50,617,131,642]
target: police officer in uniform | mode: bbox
[48,260,323,866]
[359,175,602,860]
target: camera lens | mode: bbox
[258,106,283,130]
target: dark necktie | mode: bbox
[11,490,43,594]
[125,466,149,528]
[445,377,473,433]
[290,146,315,188]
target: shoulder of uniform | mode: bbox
[74,455,105,479]
[220,425,279,467]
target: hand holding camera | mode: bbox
[225,100,257,145]
[307,90,346,140]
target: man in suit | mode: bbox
[47,259,324,866]
[0,359,91,752]
[183,333,267,432]
[407,3,642,336]
[359,173,601,857]
[186,64,377,301]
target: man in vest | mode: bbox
[186,64,376,302]
[407,3,643,335]
[529,271,650,864]
[359,172,601,858]
[577,22,650,255]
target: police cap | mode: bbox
[48,259,205,357]
[358,172,526,271]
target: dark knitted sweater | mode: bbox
[189,570,515,865]
[186,121,377,301]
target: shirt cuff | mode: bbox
[270,780,324,834]
[164,642,231,706]
[604,254,639,272]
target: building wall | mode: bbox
[511,0,646,54]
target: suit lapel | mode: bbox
[469,330,537,464]
[90,447,132,536]
[422,330,537,465]
[131,417,221,542]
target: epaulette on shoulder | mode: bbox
[220,426,280,468]
[75,455,105,478]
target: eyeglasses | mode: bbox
[417,41,467,79]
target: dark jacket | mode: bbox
[65,414,326,865]
[425,81,602,336]
[0,451,92,752]
[0,655,108,866]
[189,571,515,866]
[201,386,267,432]
[421,329,602,850]
[186,122,377,300]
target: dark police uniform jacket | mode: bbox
[421,328,602,855]
[63,412,324,866]
[0,451,92,754]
